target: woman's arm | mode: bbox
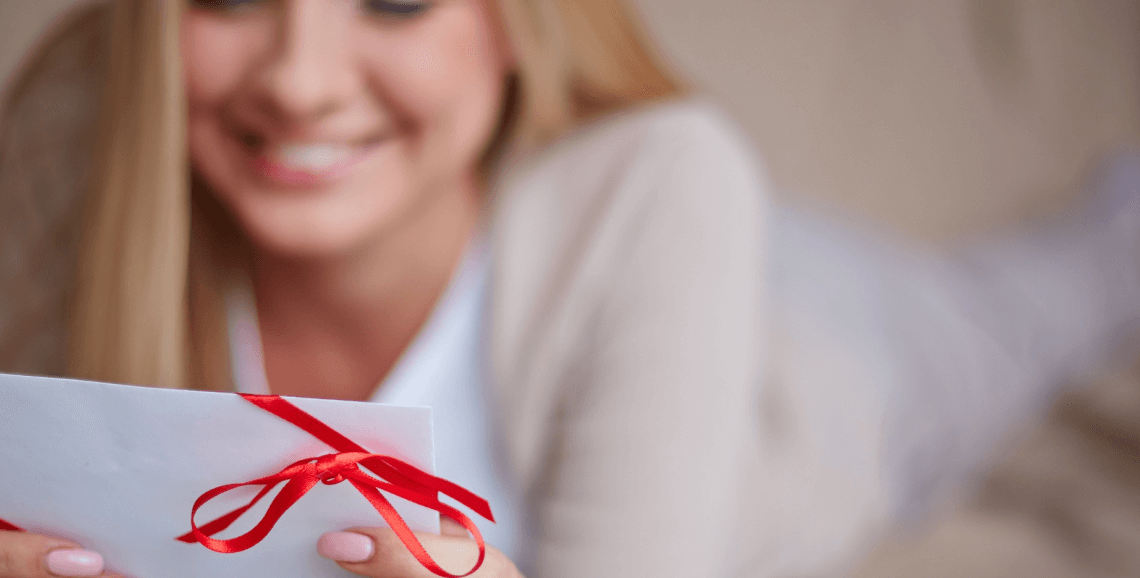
[522,106,769,578]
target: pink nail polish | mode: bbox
[45,549,104,577]
[317,531,374,563]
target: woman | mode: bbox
[1,1,765,577]
[2,1,1140,578]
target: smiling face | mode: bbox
[181,0,513,258]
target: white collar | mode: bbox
[224,235,491,399]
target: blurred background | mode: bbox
[4,1,1140,577]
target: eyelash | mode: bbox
[189,0,260,9]
[363,0,430,17]
[188,0,432,19]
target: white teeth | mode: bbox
[273,143,355,171]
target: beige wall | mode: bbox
[632,0,1140,240]
[4,0,1139,241]
[0,0,85,95]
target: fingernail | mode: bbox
[318,532,374,563]
[45,549,104,577]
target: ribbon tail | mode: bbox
[380,460,497,524]
[349,478,486,578]
[366,478,488,551]
[363,457,495,523]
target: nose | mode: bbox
[256,1,355,123]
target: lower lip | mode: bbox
[245,142,380,189]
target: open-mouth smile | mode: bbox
[235,129,390,188]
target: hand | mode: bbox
[317,517,523,578]
[0,530,122,578]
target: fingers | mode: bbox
[317,532,374,564]
[0,531,118,578]
[318,527,494,578]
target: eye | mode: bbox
[189,0,264,12]
[362,0,431,18]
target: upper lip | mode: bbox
[232,125,389,150]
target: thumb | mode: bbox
[318,527,482,578]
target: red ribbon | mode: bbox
[2,394,495,578]
[178,394,495,577]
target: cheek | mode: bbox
[359,9,505,143]
[181,13,275,204]
[181,14,270,114]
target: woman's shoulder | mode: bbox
[572,96,758,154]
[487,98,772,494]
[487,97,771,394]
[489,96,770,278]
[503,96,767,192]
[490,96,771,248]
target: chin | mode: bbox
[232,201,394,261]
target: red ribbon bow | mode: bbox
[3,394,495,578]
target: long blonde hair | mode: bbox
[3,0,683,391]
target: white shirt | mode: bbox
[224,236,529,566]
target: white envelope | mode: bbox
[0,372,441,578]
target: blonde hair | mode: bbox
[3,0,684,391]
